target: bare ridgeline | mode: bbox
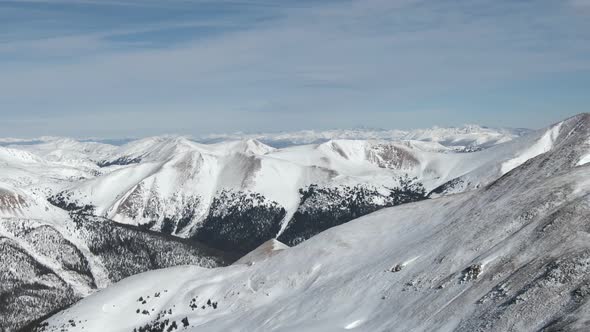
[2,114,590,331]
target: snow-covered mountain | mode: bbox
[12,138,117,167]
[0,184,232,331]
[195,124,531,150]
[2,124,528,151]
[45,137,431,252]
[37,121,556,254]
[0,115,583,331]
[0,120,560,256]
[0,149,233,331]
[37,113,590,332]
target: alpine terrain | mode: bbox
[1,115,589,331]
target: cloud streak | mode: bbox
[1,0,589,137]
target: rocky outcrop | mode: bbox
[0,215,232,332]
[279,177,427,246]
[193,190,286,253]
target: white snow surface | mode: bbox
[10,138,116,163]
[0,145,97,197]
[576,136,590,166]
[0,120,564,238]
[234,239,289,265]
[38,135,524,234]
[43,161,590,331]
[5,113,590,331]
[501,122,562,174]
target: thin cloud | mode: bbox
[570,0,590,8]
[1,0,589,136]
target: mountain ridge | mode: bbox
[1,114,587,331]
[37,113,590,332]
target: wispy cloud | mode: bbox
[1,0,589,137]
[570,0,590,8]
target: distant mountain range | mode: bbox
[196,124,532,150]
[1,124,531,151]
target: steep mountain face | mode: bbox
[428,121,564,197]
[0,182,232,332]
[44,138,436,253]
[37,113,590,332]
[193,190,287,252]
[52,125,566,253]
[1,232,80,332]
[0,122,548,331]
[3,114,589,332]
[0,121,563,258]
[0,215,231,331]
[277,178,426,246]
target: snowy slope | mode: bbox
[426,123,561,196]
[2,114,588,331]
[0,182,70,221]
[0,172,232,331]
[46,136,439,251]
[0,117,570,255]
[233,239,289,265]
[47,138,465,221]
[40,114,590,332]
[10,137,116,169]
[0,145,100,199]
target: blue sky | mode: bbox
[1,0,590,137]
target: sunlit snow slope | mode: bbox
[38,120,558,253]
[40,113,590,332]
[0,147,233,331]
